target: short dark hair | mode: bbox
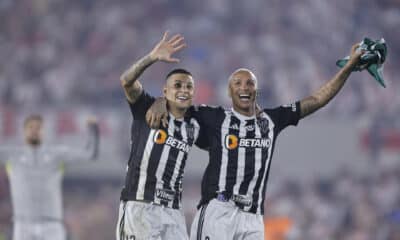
[165,68,192,80]
[24,114,43,127]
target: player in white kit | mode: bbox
[0,114,99,240]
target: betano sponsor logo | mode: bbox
[153,129,190,153]
[154,129,168,144]
[225,134,239,149]
[225,134,271,150]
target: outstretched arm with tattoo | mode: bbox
[300,44,363,118]
[120,31,187,104]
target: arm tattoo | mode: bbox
[121,54,156,87]
[125,81,143,102]
[120,54,157,102]
[300,65,353,118]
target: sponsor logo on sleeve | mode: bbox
[283,102,297,112]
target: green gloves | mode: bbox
[336,38,387,88]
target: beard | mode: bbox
[27,138,41,146]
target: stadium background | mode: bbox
[0,0,399,239]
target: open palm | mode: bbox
[150,31,186,63]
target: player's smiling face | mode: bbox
[228,69,257,115]
[164,73,194,113]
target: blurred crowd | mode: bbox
[1,0,400,117]
[1,0,400,239]
[264,164,400,240]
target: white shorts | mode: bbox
[13,220,66,240]
[190,199,264,240]
[116,201,188,240]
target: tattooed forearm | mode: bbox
[120,54,157,103]
[300,64,354,118]
[121,54,157,87]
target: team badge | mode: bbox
[257,118,269,134]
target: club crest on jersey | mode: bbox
[153,129,190,153]
[257,118,269,134]
[225,134,271,150]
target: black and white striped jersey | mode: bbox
[193,102,301,214]
[120,91,201,209]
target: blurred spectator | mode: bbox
[1,0,400,239]
[0,0,399,115]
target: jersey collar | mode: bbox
[231,108,256,121]
[168,112,184,122]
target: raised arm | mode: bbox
[55,117,100,162]
[120,31,186,104]
[84,117,100,160]
[300,44,363,118]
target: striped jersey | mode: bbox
[121,91,201,209]
[193,102,301,214]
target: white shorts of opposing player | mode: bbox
[116,201,188,240]
[190,199,264,240]
[13,221,66,240]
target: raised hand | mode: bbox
[348,43,364,67]
[149,31,186,63]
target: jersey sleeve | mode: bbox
[264,101,301,134]
[194,126,209,150]
[190,105,221,150]
[128,91,156,120]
